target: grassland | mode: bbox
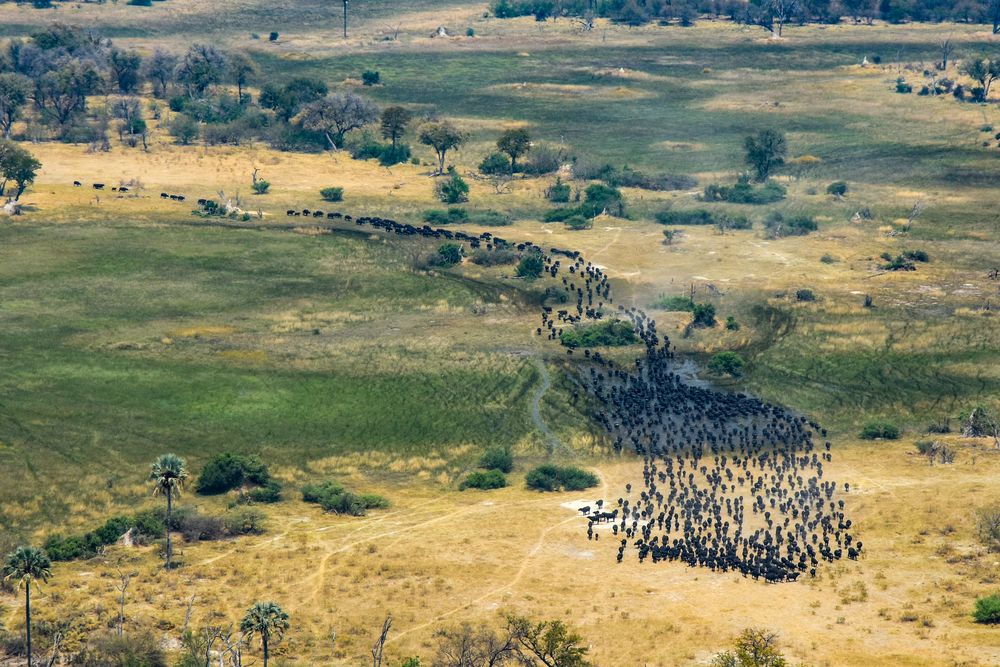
[0,6,999,665]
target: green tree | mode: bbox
[108,48,143,94]
[744,130,787,182]
[436,242,464,265]
[2,547,52,667]
[506,614,590,667]
[0,73,31,139]
[240,601,290,667]
[149,454,188,569]
[712,627,787,667]
[299,92,379,150]
[228,51,259,103]
[175,44,227,98]
[0,141,41,200]
[961,54,1000,101]
[435,167,470,204]
[419,121,465,175]
[496,127,531,172]
[516,252,544,280]
[34,60,103,132]
[708,351,745,377]
[380,105,413,149]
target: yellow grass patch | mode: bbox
[169,325,236,338]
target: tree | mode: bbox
[142,49,178,98]
[961,54,1000,101]
[260,77,328,122]
[516,252,544,280]
[149,454,188,569]
[2,546,52,667]
[228,52,259,103]
[435,167,469,204]
[240,602,290,667]
[506,614,590,667]
[299,92,379,150]
[708,351,746,377]
[0,141,41,200]
[380,105,412,149]
[0,73,31,138]
[496,128,531,172]
[434,622,516,667]
[33,59,103,132]
[419,120,465,175]
[175,44,227,98]
[711,628,787,667]
[108,48,143,94]
[744,130,786,182]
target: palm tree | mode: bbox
[2,547,52,667]
[240,601,290,667]
[149,453,188,569]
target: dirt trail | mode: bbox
[530,357,575,458]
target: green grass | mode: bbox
[0,222,546,536]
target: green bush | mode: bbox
[546,176,571,203]
[320,187,344,201]
[525,465,599,492]
[196,453,271,494]
[725,316,740,331]
[479,151,511,175]
[251,179,270,194]
[479,446,514,473]
[243,479,282,503]
[579,183,624,218]
[973,594,1000,624]
[795,288,816,302]
[708,351,745,377]
[516,252,545,280]
[460,470,508,490]
[564,214,591,230]
[691,303,716,327]
[764,212,817,238]
[302,481,388,516]
[436,243,464,266]
[362,70,381,86]
[827,181,848,196]
[652,295,695,311]
[168,114,199,145]
[436,168,470,204]
[471,247,518,266]
[560,319,637,348]
[424,208,468,224]
[269,31,279,41]
[654,209,716,225]
[860,420,900,440]
[379,143,412,166]
[702,182,786,204]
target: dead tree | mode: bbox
[938,37,955,70]
[371,616,392,667]
[115,567,134,636]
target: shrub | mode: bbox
[975,504,1000,552]
[973,594,1000,624]
[654,209,716,225]
[197,453,271,494]
[479,151,512,175]
[436,168,470,204]
[436,243,464,266]
[471,247,518,266]
[579,183,624,217]
[302,481,388,516]
[820,254,837,264]
[460,470,508,490]
[177,513,225,542]
[545,176,571,203]
[795,288,816,302]
[424,207,469,225]
[251,179,270,194]
[902,249,930,262]
[560,319,637,348]
[708,351,745,377]
[379,143,412,166]
[224,508,267,535]
[168,114,200,145]
[895,77,913,93]
[516,252,545,280]
[525,465,599,492]
[860,420,900,440]
[702,181,786,205]
[564,215,591,230]
[827,181,848,196]
[76,632,167,667]
[652,295,695,311]
[764,212,817,238]
[320,187,344,202]
[244,479,282,503]
[466,27,475,36]
[362,70,381,86]
[691,303,716,327]
[521,144,565,175]
[726,316,740,331]
[269,31,279,41]
[479,446,514,473]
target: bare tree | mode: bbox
[938,36,955,70]
[372,616,392,667]
[299,92,379,151]
[435,623,517,667]
[114,567,134,636]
